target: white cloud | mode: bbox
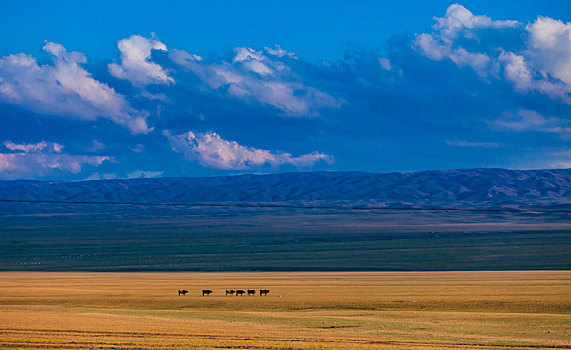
[233,47,265,63]
[414,33,447,61]
[3,140,64,153]
[526,17,571,85]
[492,109,571,135]
[498,51,533,91]
[108,35,173,86]
[0,140,112,179]
[413,3,518,64]
[412,4,516,77]
[53,143,64,153]
[433,4,518,43]
[0,153,111,179]
[0,42,149,133]
[164,130,333,170]
[378,58,392,71]
[414,5,571,104]
[498,51,571,103]
[243,59,273,76]
[264,45,295,58]
[169,46,341,117]
[414,33,491,76]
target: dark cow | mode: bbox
[178,289,188,296]
[235,289,245,296]
[259,289,270,296]
[202,289,213,296]
[247,289,256,296]
[226,289,235,296]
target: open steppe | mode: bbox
[0,271,569,349]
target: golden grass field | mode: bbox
[0,271,569,349]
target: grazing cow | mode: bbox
[259,289,270,296]
[202,289,213,296]
[235,289,245,296]
[178,289,188,296]
[226,289,235,296]
[247,289,256,296]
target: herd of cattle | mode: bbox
[178,289,270,296]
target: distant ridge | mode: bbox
[1,168,570,210]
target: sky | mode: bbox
[0,0,570,180]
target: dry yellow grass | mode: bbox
[0,271,569,349]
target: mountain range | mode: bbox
[1,168,570,210]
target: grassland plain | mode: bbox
[2,206,570,271]
[0,271,569,349]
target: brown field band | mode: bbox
[1,272,569,349]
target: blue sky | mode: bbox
[0,1,570,179]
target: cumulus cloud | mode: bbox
[413,4,518,77]
[498,51,533,91]
[169,46,341,116]
[164,130,333,170]
[526,17,571,86]
[413,4,571,104]
[108,35,173,86]
[414,33,491,76]
[1,5,570,179]
[499,51,571,103]
[432,4,518,43]
[0,42,149,133]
